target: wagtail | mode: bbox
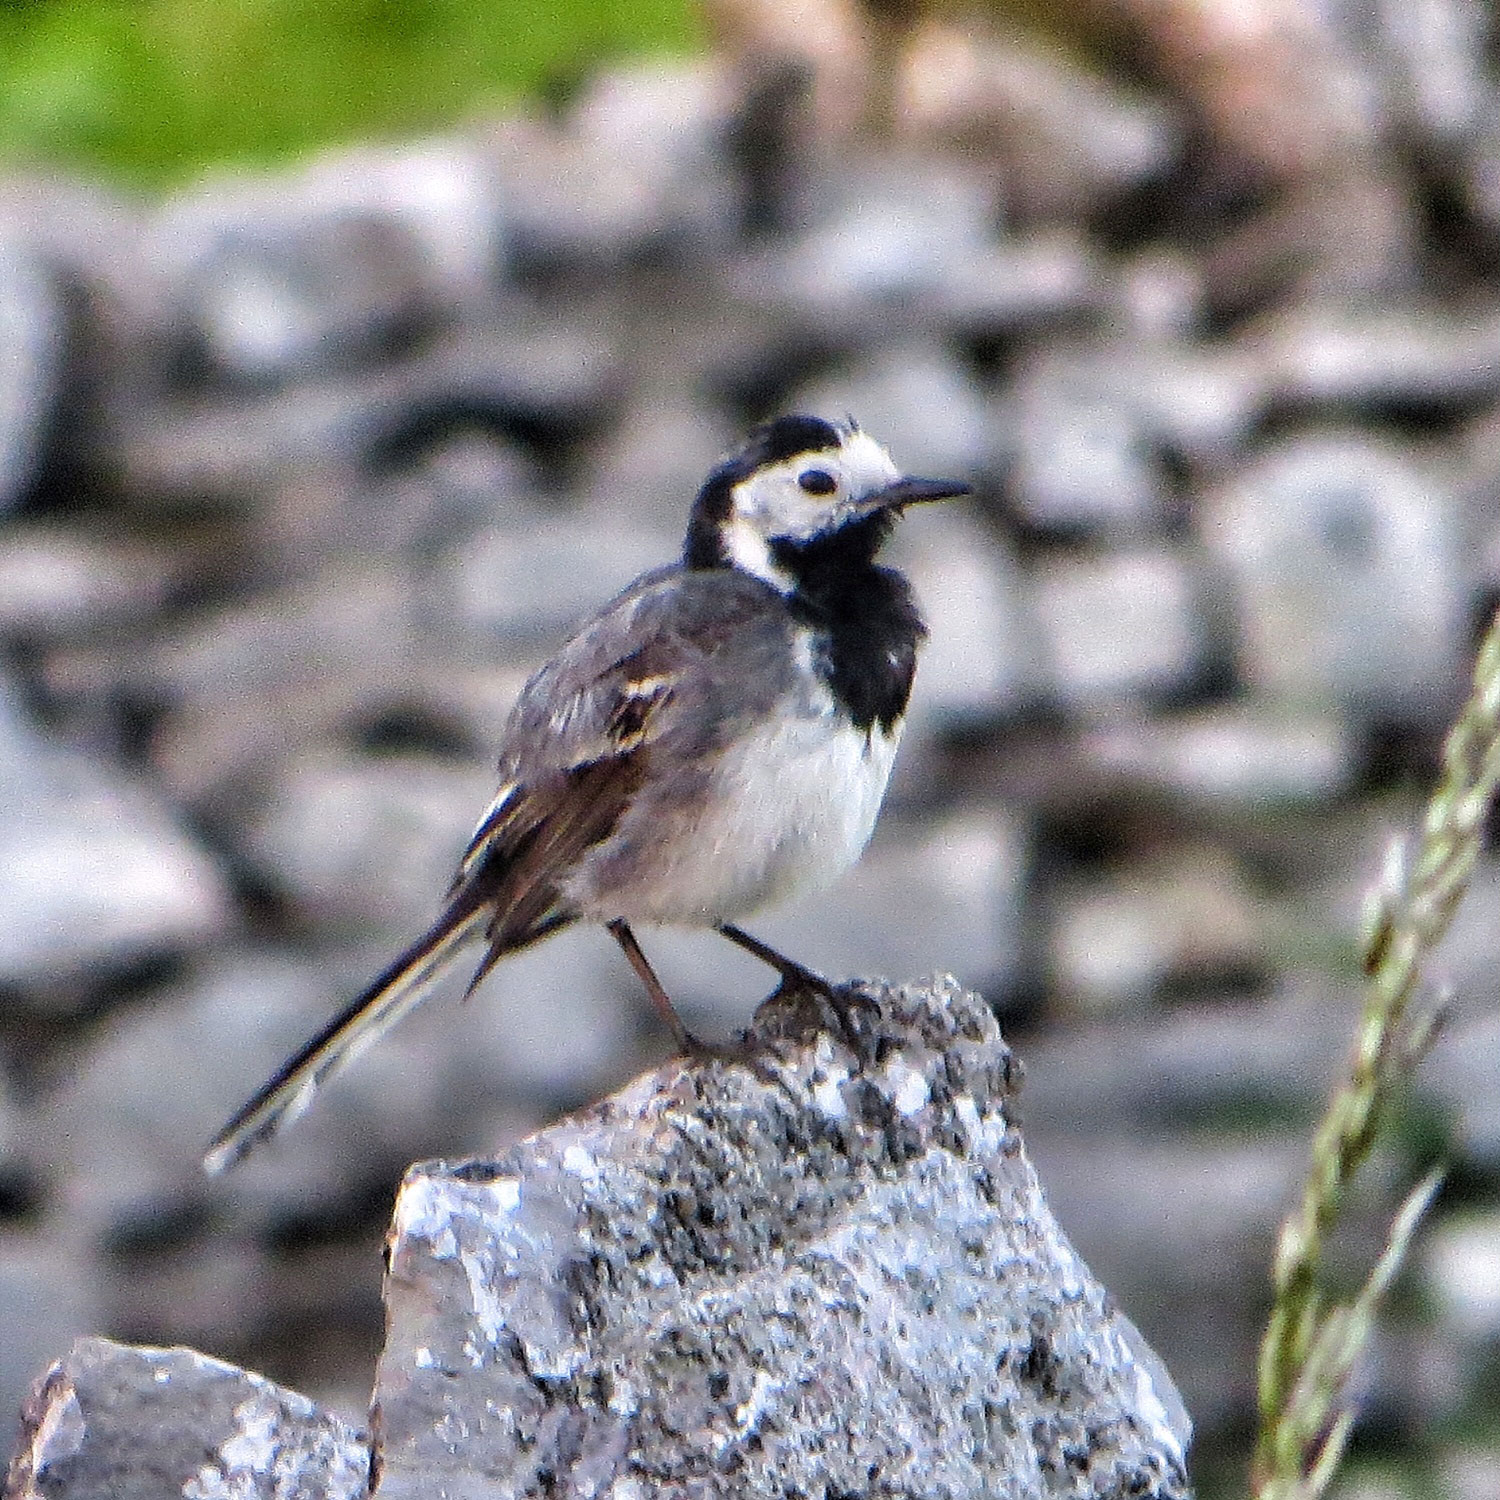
[205,414,969,1172]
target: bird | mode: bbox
[203,414,970,1174]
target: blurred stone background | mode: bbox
[4,1,1500,1495]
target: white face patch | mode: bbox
[723,426,902,592]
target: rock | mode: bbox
[1444,1447,1500,1500]
[297,140,509,308]
[0,680,231,996]
[1018,977,1358,1139]
[899,22,1181,220]
[751,156,999,309]
[115,320,622,507]
[1247,302,1500,411]
[0,238,66,513]
[702,0,869,140]
[40,951,360,1229]
[1046,847,1268,1014]
[936,229,1104,338]
[1460,117,1500,233]
[0,528,177,640]
[1201,433,1466,723]
[485,61,741,272]
[41,945,544,1263]
[3,1337,368,1500]
[1427,1011,1500,1177]
[1008,343,1259,536]
[1074,704,1358,809]
[1422,1211,1500,1338]
[1095,0,1376,178]
[444,923,648,1106]
[581,390,736,532]
[731,158,1050,338]
[0,1244,98,1466]
[116,556,416,701]
[239,750,496,931]
[1421,866,1500,1168]
[442,514,675,648]
[374,976,1192,1498]
[178,210,438,385]
[0,176,159,346]
[145,656,533,812]
[1113,250,1205,341]
[149,138,507,383]
[1202,161,1419,306]
[790,341,995,477]
[1011,363,1167,536]
[894,503,1048,724]
[1025,1130,1304,1439]
[1367,0,1491,143]
[1031,547,1210,710]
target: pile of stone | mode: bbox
[3,3,1500,1489]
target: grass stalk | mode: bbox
[1251,606,1500,1499]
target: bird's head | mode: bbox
[684,414,970,591]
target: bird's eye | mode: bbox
[798,469,837,496]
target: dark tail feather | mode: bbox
[203,905,489,1175]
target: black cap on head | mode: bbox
[685,414,844,568]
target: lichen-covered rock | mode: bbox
[374,977,1192,1499]
[3,1338,369,1500]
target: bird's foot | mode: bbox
[771,968,879,1055]
[711,926,880,1058]
[678,1028,787,1090]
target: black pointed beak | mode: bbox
[870,476,972,510]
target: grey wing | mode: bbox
[202,570,792,1173]
[454,567,796,944]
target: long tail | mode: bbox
[203,905,490,1175]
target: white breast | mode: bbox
[701,712,901,917]
[576,711,901,928]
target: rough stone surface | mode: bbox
[3,1338,369,1500]
[374,977,1192,1499]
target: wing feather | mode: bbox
[206,567,794,1169]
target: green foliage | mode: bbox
[0,0,702,185]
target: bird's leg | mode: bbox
[714,924,878,1045]
[608,919,698,1051]
[715,923,828,993]
[609,920,783,1080]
